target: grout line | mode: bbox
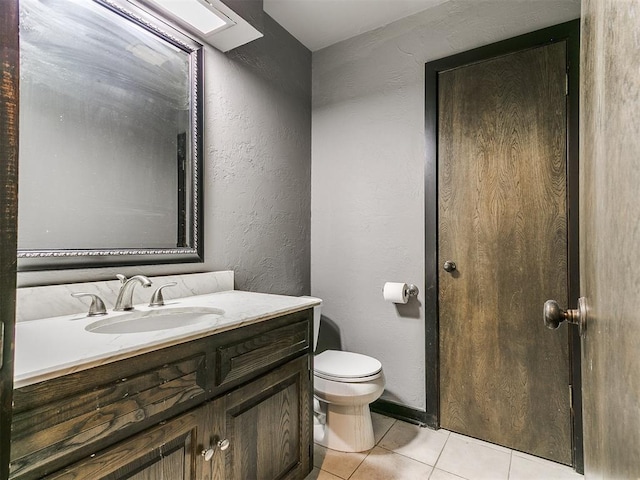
[344,415,398,479]
[345,447,372,480]
[430,467,467,480]
[432,429,451,470]
[449,431,513,455]
[375,443,440,469]
[507,450,514,480]
[375,418,397,446]
[347,418,445,475]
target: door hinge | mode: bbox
[569,384,573,407]
[0,321,4,371]
[565,72,569,96]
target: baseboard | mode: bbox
[370,399,430,427]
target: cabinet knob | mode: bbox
[201,448,214,462]
[201,439,230,461]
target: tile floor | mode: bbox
[305,413,584,480]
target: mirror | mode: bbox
[18,0,203,270]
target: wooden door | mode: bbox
[438,42,572,464]
[214,356,312,480]
[44,408,206,480]
[0,2,19,479]
[580,0,640,476]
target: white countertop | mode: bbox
[14,290,320,389]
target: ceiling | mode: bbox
[263,0,450,51]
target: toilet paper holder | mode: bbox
[382,283,419,297]
[404,284,419,297]
[382,282,420,304]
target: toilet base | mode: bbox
[316,403,375,453]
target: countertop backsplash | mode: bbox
[16,271,235,322]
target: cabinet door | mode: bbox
[45,408,207,480]
[212,356,312,480]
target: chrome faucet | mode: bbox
[114,275,153,311]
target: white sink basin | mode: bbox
[85,306,224,334]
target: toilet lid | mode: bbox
[314,350,382,379]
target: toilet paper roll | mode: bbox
[383,282,408,304]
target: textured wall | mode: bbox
[19,4,312,296]
[311,0,580,410]
[205,11,311,295]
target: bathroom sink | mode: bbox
[85,306,224,334]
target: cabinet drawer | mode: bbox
[11,352,207,479]
[216,318,310,387]
[44,408,203,480]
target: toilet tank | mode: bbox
[302,296,322,351]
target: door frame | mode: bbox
[0,1,19,478]
[424,20,582,471]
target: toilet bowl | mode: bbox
[305,298,385,452]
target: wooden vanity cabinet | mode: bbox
[10,309,313,480]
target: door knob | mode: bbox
[443,261,457,272]
[543,297,587,336]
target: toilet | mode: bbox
[307,298,385,453]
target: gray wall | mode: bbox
[18,5,312,297]
[206,13,311,295]
[311,0,580,410]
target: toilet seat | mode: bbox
[314,350,382,382]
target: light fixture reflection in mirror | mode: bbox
[17,0,203,271]
[149,0,231,35]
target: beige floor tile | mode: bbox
[305,467,344,480]
[436,434,511,480]
[429,468,467,480]
[313,443,368,479]
[510,452,583,480]
[448,432,512,454]
[312,414,582,480]
[372,411,396,444]
[378,420,450,466]
[350,446,434,480]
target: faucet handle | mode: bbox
[149,282,177,307]
[71,293,108,317]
